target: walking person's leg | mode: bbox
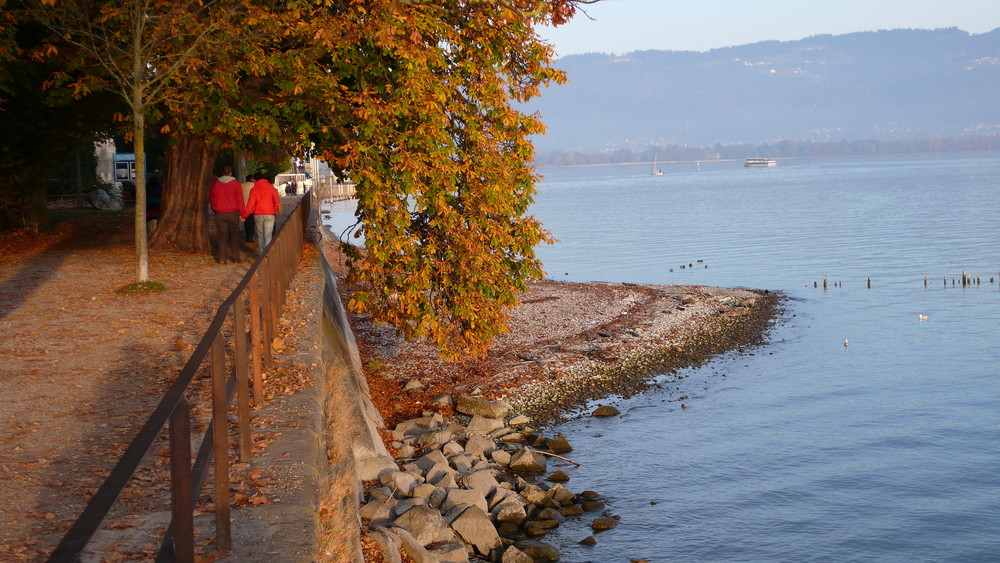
[227,214,241,262]
[214,212,228,263]
[261,215,275,251]
[216,212,239,262]
[255,216,267,254]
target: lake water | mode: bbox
[324,153,1000,562]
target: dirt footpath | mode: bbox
[0,206,307,561]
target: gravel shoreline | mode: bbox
[504,285,782,425]
[320,239,785,560]
[325,240,783,429]
[335,261,784,560]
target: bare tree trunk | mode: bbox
[149,133,218,253]
[134,115,149,282]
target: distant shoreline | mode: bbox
[534,147,1000,169]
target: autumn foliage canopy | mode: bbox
[7,0,589,357]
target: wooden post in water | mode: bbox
[823,276,828,289]
[867,277,871,289]
[924,275,928,288]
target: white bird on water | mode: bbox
[844,339,849,348]
[919,314,929,321]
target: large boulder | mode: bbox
[546,483,575,505]
[491,449,512,467]
[416,429,454,449]
[380,470,420,498]
[518,482,548,506]
[592,405,620,417]
[546,436,573,454]
[413,450,449,473]
[449,453,475,474]
[431,540,471,563]
[492,499,527,525]
[396,414,444,435]
[509,448,547,474]
[425,461,457,486]
[464,434,497,458]
[386,526,441,563]
[514,540,560,562]
[591,517,618,531]
[465,415,505,436]
[392,505,455,546]
[442,440,464,456]
[358,456,400,481]
[456,396,513,419]
[463,470,500,496]
[359,496,396,527]
[501,545,533,563]
[368,528,403,563]
[392,498,427,518]
[536,507,566,524]
[448,505,502,556]
[409,483,437,502]
[441,488,489,513]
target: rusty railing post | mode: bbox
[249,271,264,405]
[169,396,194,562]
[210,333,232,552]
[260,258,273,368]
[233,292,252,462]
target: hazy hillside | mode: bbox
[526,28,1000,152]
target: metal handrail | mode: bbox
[48,190,314,562]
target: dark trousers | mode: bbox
[215,211,241,262]
[244,213,255,242]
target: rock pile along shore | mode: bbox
[362,395,612,563]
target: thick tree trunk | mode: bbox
[150,133,218,253]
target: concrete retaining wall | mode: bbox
[223,240,394,561]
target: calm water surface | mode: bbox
[533,154,1000,562]
[325,153,1000,561]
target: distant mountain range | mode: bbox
[525,28,1000,152]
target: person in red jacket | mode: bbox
[241,172,281,254]
[208,166,245,263]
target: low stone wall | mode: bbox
[222,239,395,561]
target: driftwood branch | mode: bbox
[526,447,581,466]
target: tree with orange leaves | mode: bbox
[14,0,596,356]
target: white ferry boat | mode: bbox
[745,158,777,168]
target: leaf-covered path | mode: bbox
[0,207,297,560]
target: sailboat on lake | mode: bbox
[651,154,664,176]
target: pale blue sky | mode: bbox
[540,0,1000,55]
